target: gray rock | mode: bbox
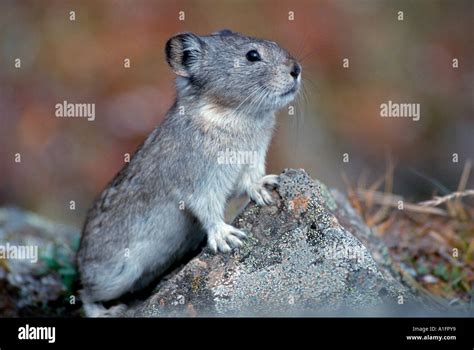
[125,169,430,317]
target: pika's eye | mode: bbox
[246,50,261,62]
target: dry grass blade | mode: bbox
[412,160,473,219]
[451,160,471,219]
[342,172,364,216]
[366,157,395,226]
[457,159,472,193]
[418,190,474,207]
[357,189,448,216]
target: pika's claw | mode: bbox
[207,224,246,253]
[261,174,279,188]
[249,186,273,205]
[248,174,278,206]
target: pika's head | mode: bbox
[165,30,301,112]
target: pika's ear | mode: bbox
[165,32,204,77]
[211,29,235,36]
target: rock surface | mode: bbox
[125,169,428,317]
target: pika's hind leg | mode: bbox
[80,290,127,317]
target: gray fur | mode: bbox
[77,30,301,317]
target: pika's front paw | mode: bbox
[207,224,247,253]
[248,174,279,206]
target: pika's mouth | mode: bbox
[280,84,299,97]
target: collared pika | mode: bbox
[77,29,301,317]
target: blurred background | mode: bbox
[0,0,472,227]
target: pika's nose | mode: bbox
[290,63,301,79]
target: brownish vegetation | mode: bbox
[346,160,474,305]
